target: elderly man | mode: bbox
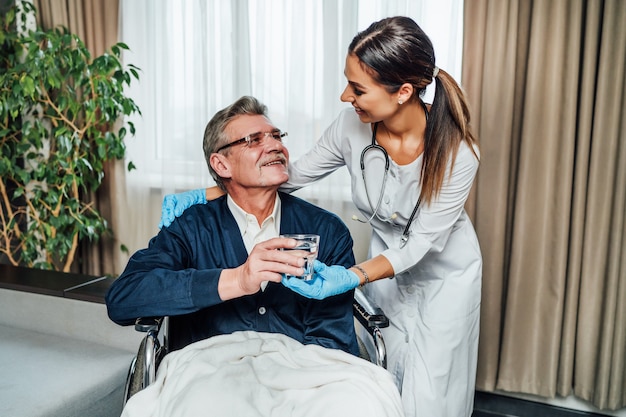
[105,96,358,355]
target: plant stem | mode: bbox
[0,180,22,266]
[39,81,82,134]
[63,232,78,272]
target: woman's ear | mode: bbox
[398,83,414,104]
[210,153,232,179]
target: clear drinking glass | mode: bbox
[280,234,320,281]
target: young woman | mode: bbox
[160,16,481,417]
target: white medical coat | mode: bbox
[282,108,482,417]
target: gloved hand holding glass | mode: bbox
[282,260,360,300]
[280,234,319,281]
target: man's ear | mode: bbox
[210,153,232,179]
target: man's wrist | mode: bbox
[217,268,248,301]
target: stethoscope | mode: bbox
[353,101,428,248]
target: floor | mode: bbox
[473,392,613,417]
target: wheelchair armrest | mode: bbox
[353,287,389,329]
[133,316,170,368]
[134,317,164,333]
[352,288,388,369]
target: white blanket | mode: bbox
[122,331,404,417]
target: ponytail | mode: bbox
[421,68,479,204]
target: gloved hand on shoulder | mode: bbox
[281,260,359,300]
[159,188,207,229]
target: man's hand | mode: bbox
[218,237,306,300]
[281,260,359,300]
[159,188,207,228]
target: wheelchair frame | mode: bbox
[123,287,389,404]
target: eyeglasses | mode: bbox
[216,129,288,153]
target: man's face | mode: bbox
[215,114,289,191]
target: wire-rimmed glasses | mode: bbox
[216,129,288,153]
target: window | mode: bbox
[119,0,464,198]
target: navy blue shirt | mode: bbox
[106,192,358,355]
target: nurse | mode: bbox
[160,16,481,417]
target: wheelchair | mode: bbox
[123,287,389,404]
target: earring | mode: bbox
[398,100,403,105]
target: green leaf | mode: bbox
[79,158,93,172]
[13,187,25,198]
[20,74,35,97]
[57,135,72,154]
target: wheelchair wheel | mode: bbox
[357,335,371,362]
[126,337,148,402]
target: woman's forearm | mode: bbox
[206,186,226,201]
[350,254,394,285]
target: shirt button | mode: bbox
[384,195,390,204]
[258,307,267,315]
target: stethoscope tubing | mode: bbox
[358,122,421,248]
[357,100,429,248]
[359,133,390,224]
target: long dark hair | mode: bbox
[349,16,479,204]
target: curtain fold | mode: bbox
[463,0,626,410]
[572,0,626,408]
[34,0,123,276]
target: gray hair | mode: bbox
[203,96,269,190]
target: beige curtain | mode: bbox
[34,0,125,276]
[463,0,626,410]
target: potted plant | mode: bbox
[0,2,141,271]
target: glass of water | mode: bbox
[280,234,320,281]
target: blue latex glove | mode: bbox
[281,260,360,300]
[159,188,207,229]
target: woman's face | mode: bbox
[340,54,398,124]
